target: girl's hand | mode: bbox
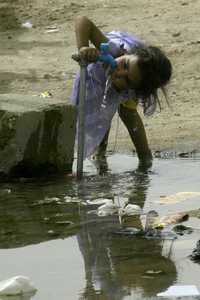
[79,46,99,63]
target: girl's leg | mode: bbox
[92,130,110,175]
[118,104,152,162]
[95,129,110,158]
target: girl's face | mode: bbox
[111,54,141,91]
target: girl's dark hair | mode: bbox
[132,45,172,113]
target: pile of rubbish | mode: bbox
[84,195,190,239]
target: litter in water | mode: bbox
[119,204,142,217]
[94,197,142,218]
[173,224,193,235]
[97,201,119,216]
[157,285,200,297]
[86,198,113,206]
[152,212,189,229]
[142,210,159,232]
[113,227,177,240]
[39,91,52,98]
[144,270,163,275]
[45,28,59,33]
[113,209,187,240]
[34,196,61,205]
[0,276,37,296]
[21,21,33,29]
[113,227,143,236]
[64,196,82,203]
[158,191,200,204]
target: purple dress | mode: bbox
[71,31,156,158]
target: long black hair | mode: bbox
[132,45,172,115]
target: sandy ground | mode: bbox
[1,0,200,156]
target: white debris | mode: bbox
[97,201,119,216]
[86,198,113,206]
[0,276,37,296]
[119,204,142,217]
[64,196,81,203]
[21,21,33,29]
[157,285,200,297]
[45,29,59,33]
[44,196,60,202]
[158,191,200,204]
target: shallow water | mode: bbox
[1,154,200,300]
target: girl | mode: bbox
[71,16,172,166]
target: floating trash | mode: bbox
[157,285,200,297]
[97,201,119,216]
[141,210,189,231]
[45,26,59,33]
[158,191,200,204]
[21,21,33,29]
[173,224,193,235]
[118,204,142,225]
[45,29,59,33]
[64,196,82,203]
[39,91,52,98]
[0,188,11,195]
[152,212,189,229]
[142,210,159,232]
[0,276,37,296]
[55,221,74,225]
[119,204,142,217]
[145,230,177,240]
[89,195,142,220]
[144,269,164,275]
[86,198,113,206]
[32,196,61,206]
[113,227,177,240]
[44,196,60,202]
[113,227,143,236]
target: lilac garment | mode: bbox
[71,31,152,158]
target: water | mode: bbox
[1,154,200,300]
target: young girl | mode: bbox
[71,16,172,166]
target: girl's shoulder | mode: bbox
[106,31,143,54]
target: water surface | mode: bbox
[0,154,200,300]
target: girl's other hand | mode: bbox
[79,46,99,63]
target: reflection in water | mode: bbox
[0,291,36,300]
[0,178,80,248]
[0,155,179,299]
[77,160,177,299]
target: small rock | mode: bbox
[172,32,181,37]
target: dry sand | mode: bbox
[1,0,200,155]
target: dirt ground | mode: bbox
[1,0,200,156]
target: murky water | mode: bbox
[1,154,200,300]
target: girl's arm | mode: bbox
[75,16,108,49]
[75,16,108,62]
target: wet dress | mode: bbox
[71,31,155,158]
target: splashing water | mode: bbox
[101,74,112,109]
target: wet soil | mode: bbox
[1,0,200,154]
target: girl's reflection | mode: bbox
[77,161,177,299]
